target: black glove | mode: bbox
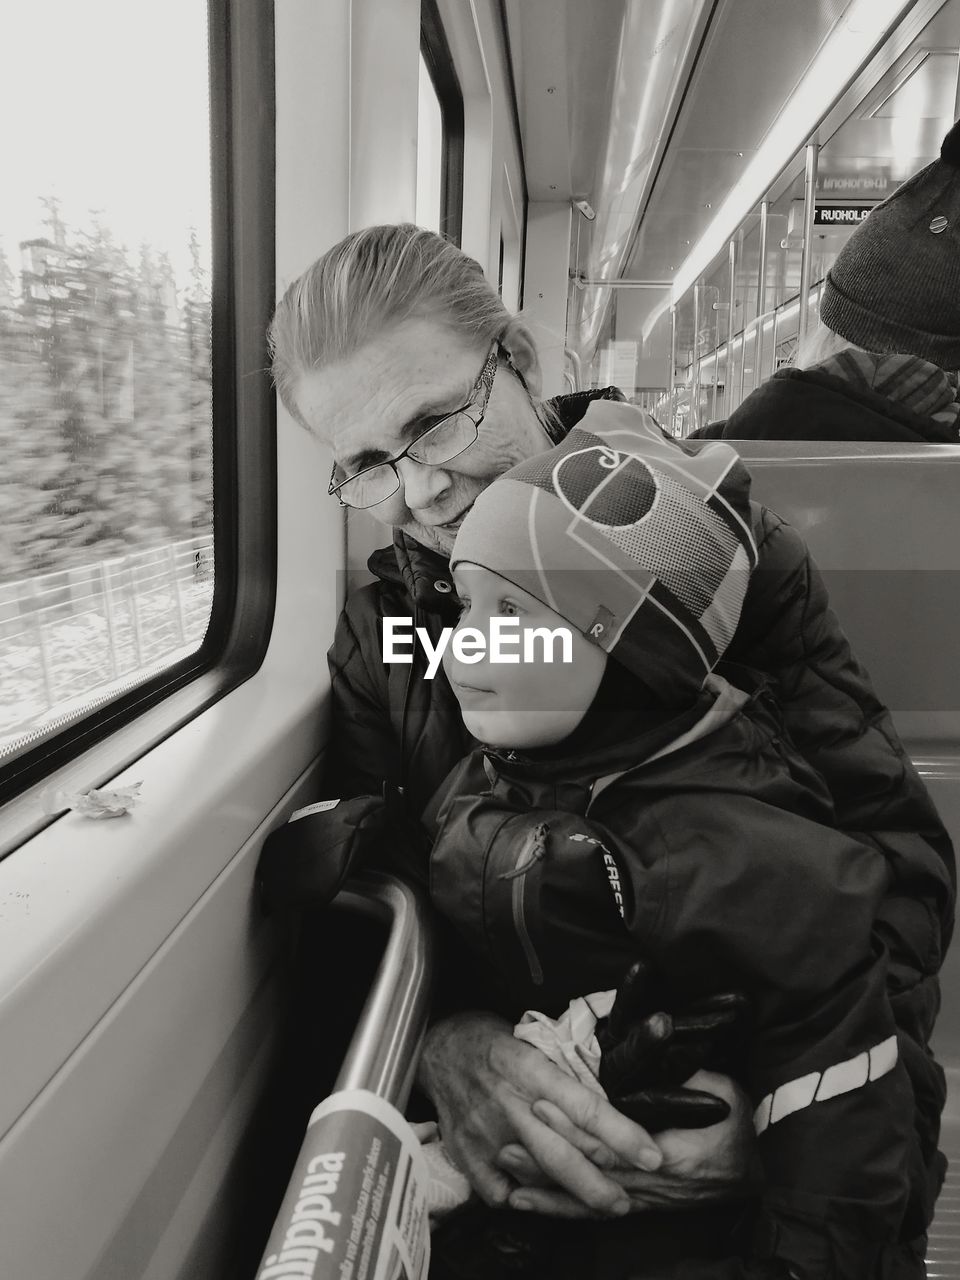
[597,960,751,1132]
[256,784,428,914]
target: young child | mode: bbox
[423,404,919,1277]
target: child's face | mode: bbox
[444,563,607,749]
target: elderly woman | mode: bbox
[267,224,952,1276]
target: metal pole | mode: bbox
[756,201,769,380]
[771,308,780,378]
[954,48,960,120]
[691,284,701,435]
[798,142,819,349]
[669,305,677,435]
[735,226,746,405]
[726,239,737,415]
[739,319,752,404]
[756,203,769,318]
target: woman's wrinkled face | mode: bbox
[292,317,551,555]
[443,563,607,749]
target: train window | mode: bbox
[0,1,276,805]
[416,53,444,233]
[419,0,464,244]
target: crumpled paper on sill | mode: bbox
[41,781,143,819]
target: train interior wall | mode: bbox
[1,4,960,1280]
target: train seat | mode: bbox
[737,440,960,1276]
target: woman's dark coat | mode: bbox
[318,390,954,1273]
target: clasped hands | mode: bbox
[418,962,757,1220]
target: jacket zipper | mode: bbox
[500,823,548,986]
[512,873,544,987]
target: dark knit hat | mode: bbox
[819,119,960,368]
[450,402,757,700]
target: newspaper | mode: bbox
[256,1088,430,1280]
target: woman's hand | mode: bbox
[417,1011,664,1217]
[498,1069,759,1218]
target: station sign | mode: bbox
[817,173,890,196]
[813,204,874,226]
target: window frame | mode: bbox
[420,0,464,246]
[0,0,277,809]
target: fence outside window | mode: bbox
[1,533,214,751]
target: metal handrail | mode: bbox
[564,347,583,393]
[253,872,434,1278]
[329,870,435,1106]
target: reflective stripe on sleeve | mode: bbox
[753,1034,898,1135]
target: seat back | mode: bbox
[736,441,960,1084]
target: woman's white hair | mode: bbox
[270,224,513,429]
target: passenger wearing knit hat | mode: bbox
[449,401,757,717]
[718,119,960,443]
[819,119,960,368]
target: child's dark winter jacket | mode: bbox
[424,674,951,1279]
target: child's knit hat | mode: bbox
[451,402,757,701]
[819,119,960,368]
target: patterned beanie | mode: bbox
[450,402,757,700]
[819,119,960,368]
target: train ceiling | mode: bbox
[506,0,960,355]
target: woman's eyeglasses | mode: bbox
[328,340,504,509]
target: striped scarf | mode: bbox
[814,349,960,431]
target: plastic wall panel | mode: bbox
[0,788,294,1280]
